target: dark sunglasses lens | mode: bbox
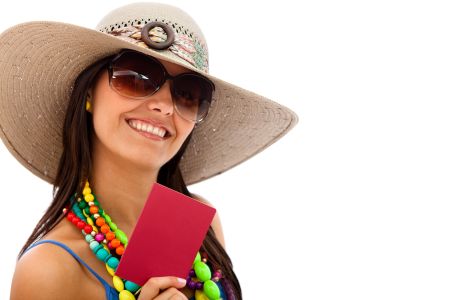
[172,74,213,122]
[110,52,164,98]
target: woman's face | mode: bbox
[89,56,196,171]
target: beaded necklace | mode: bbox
[63,180,223,300]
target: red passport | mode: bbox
[115,183,216,286]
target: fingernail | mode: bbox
[177,278,186,285]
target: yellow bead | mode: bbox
[83,187,91,195]
[106,265,115,276]
[84,194,94,202]
[82,210,89,218]
[106,264,115,276]
[119,290,136,300]
[85,181,90,187]
[86,217,94,226]
[195,290,210,300]
[113,275,124,292]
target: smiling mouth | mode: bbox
[127,119,172,139]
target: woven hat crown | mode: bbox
[95,2,210,73]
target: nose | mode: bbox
[145,81,174,116]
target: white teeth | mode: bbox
[128,120,167,138]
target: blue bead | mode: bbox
[107,256,120,269]
[96,248,109,261]
[124,280,140,293]
[89,241,100,250]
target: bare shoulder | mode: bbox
[10,240,81,299]
[191,193,226,249]
[10,221,85,300]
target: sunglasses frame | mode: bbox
[107,50,215,123]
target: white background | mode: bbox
[1,0,450,299]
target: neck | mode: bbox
[89,149,159,236]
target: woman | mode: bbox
[0,2,297,300]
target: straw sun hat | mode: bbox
[0,2,298,185]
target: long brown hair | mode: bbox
[19,52,242,299]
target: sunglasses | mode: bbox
[108,50,215,123]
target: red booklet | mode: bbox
[115,183,216,286]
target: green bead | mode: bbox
[203,280,220,300]
[124,280,140,293]
[194,261,211,282]
[78,201,87,209]
[104,214,112,223]
[194,252,201,264]
[84,207,90,215]
[115,230,128,245]
[110,222,118,231]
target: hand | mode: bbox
[138,276,188,300]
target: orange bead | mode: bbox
[89,206,99,214]
[95,217,105,226]
[111,239,121,248]
[116,246,125,255]
[100,224,110,234]
[106,232,115,241]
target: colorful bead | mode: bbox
[107,256,120,269]
[115,229,128,245]
[95,248,109,261]
[203,280,220,300]
[111,238,121,248]
[65,180,223,300]
[119,290,136,300]
[90,206,99,214]
[194,261,211,282]
[194,252,201,264]
[113,275,125,291]
[106,264,115,276]
[95,233,105,242]
[195,290,210,300]
[101,224,110,234]
[124,281,140,293]
[84,193,94,202]
[96,217,106,226]
[116,245,125,255]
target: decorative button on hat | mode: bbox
[0,2,298,185]
[141,21,175,50]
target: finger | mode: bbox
[154,287,188,300]
[138,277,186,299]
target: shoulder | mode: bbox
[10,240,82,299]
[191,193,226,249]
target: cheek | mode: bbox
[174,116,195,142]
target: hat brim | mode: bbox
[0,21,298,185]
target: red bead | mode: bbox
[67,212,75,221]
[84,225,93,234]
[96,217,105,227]
[72,217,80,224]
[76,221,85,229]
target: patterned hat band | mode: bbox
[99,20,209,72]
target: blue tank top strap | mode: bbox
[24,239,118,300]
